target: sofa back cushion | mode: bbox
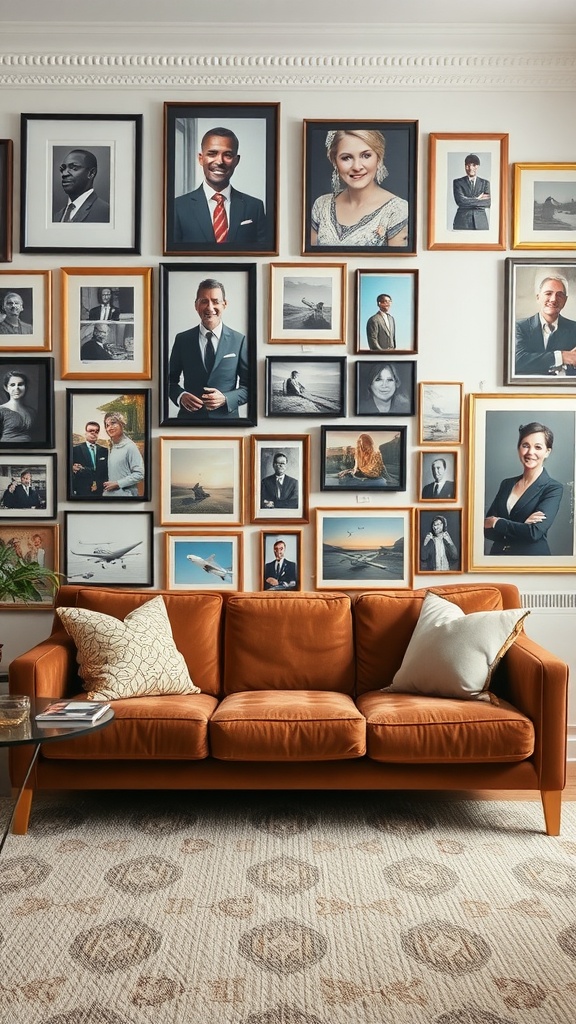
[223,593,355,694]
[354,585,515,695]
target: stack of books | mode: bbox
[35,700,110,726]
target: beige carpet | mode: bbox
[1,792,576,1024]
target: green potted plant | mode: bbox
[0,542,61,605]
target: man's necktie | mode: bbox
[545,325,556,349]
[62,203,76,222]
[89,444,96,468]
[211,193,228,243]
[102,306,110,320]
[433,482,439,496]
[205,332,215,375]
[275,561,281,577]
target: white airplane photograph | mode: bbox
[186,552,233,581]
[65,512,153,586]
[69,540,143,569]
[170,537,238,590]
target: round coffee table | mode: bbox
[0,696,114,853]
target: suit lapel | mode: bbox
[190,188,214,242]
[228,188,245,241]
[512,471,549,518]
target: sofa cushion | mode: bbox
[357,691,535,763]
[57,596,201,701]
[210,691,366,761]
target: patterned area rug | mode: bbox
[1,792,576,1024]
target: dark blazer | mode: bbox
[72,441,109,497]
[264,558,297,590]
[54,192,110,224]
[173,185,268,247]
[366,312,396,350]
[88,305,120,321]
[452,176,491,229]
[80,337,113,360]
[168,324,249,420]
[515,313,576,376]
[260,473,299,509]
[2,483,42,509]
[422,479,455,499]
[484,467,563,556]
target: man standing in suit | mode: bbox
[452,154,490,230]
[88,288,120,321]
[168,278,249,421]
[264,539,298,591]
[71,421,109,497]
[366,294,396,350]
[261,452,299,510]
[81,322,115,361]
[54,149,110,223]
[515,275,576,377]
[422,457,455,499]
[2,469,43,509]
[173,127,268,248]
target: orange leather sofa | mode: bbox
[9,582,568,836]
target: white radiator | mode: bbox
[521,592,576,761]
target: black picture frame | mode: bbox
[164,102,279,256]
[0,453,57,519]
[0,356,54,449]
[505,257,576,386]
[417,508,463,574]
[160,262,257,428]
[320,425,407,491]
[302,119,418,256]
[20,113,142,255]
[265,356,346,418]
[66,388,151,502]
[355,359,416,416]
[0,140,13,263]
[64,510,154,586]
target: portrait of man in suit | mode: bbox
[88,288,120,321]
[2,469,43,510]
[53,148,110,224]
[260,451,299,510]
[452,154,490,230]
[71,421,109,498]
[80,322,115,361]
[514,273,576,378]
[421,456,455,500]
[263,538,298,591]
[366,293,395,350]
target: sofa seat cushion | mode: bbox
[41,693,219,761]
[210,691,366,761]
[357,691,534,764]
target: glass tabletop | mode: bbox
[0,697,114,747]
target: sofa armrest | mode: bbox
[9,631,79,700]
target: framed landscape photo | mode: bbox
[64,510,153,586]
[355,360,416,417]
[0,356,54,449]
[268,263,345,344]
[66,388,150,502]
[513,162,576,250]
[251,434,310,524]
[0,453,56,519]
[315,507,413,590]
[20,113,142,254]
[164,530,243,592]
[320,425,407,492]
[0,139,13,263]
[416,508,463,575]
[303,119,417,256]
[0,523,59,610]
[468,393,576,573]
[355,269,418,353]
[505,257,576,386]
[160,262,257,428]
[61,266,152,379]
[418,382,463,445]
[265,356,346,418]
[418,450,458,502]
[260,530,302,592]
[427,133,508,251]
[160,436,244,527]
[164,101,279,256]
[0,270,51,352]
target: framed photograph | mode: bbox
[160,436,244,527]
[268,263,345,344]
[513,163,576,250]
[355,269,418,353]
[315,507,413,590]
[416,508,463,575]
[303,119,417,256]
[504,258,576,386]
[164,531,243,592]
[164,101,279,256]
[0,139,13,263]
[468,393,576,573]
[20,113,142,254]
[0,524,59,609]
[418,450,458,502]
[355,360,416,416]
[64,511,153,586]
[250,434,310,524]
[66,388,150,502]
[61,266,152,379]
[160,262,257,428]
[320,425,407,492]
[0,454,56,519]
[427,133,508,251]
[0,270,51,352]
[418,382,463,445]
[0,356,54,449]
[265,356,346,418]
[260,530,302,592]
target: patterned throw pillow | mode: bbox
[57,595,201,701]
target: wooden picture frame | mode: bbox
[164,530,243,592]
[416,508,463,575]
[315,507,413,590]
[320,425,407,492]
[64,511,153,586]
[163,101,279,256]
[61,266,152,379]
[418,450,458,503]
[354,360,416,417]
[418,382,463,445]
[0,523,59,609]
[504,257,576,386]
[160,435,244,527]
[0,356,54,450]
[268,263,346,344]
[0,139,13,263]
[0,270,51,352]
[355,269,418,353]
[427,133,508,251]
[66,388,150,502]
[265,356,346,418]
[260,530,302,593]
[513,162,576,250]
[250,434,310,524]
[20,113,142,254]
[0,453,57,519]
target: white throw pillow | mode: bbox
[57,595,201,701]
[383,590,529,701]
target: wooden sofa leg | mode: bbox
[11,785,34,835]
[541,790,562,836]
